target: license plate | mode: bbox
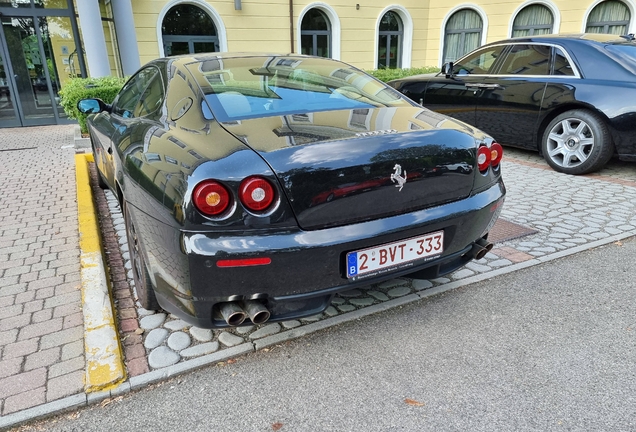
[346,230,444,279]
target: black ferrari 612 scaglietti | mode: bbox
[78,53,505,328]
[388,34,636,175]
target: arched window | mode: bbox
[512,4,555,36]
[443,9,483,63]
[378,11,403,69]
[300,9,331,57]
[162,4,219,56]
[586,0,630,34]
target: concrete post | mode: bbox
[75,0,111,77]
[111,0,141,75]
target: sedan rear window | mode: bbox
[187,57,412,122]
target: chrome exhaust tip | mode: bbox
[219,302,247,326]
[473,237,494,259]
[243,300,271,325]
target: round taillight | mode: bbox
[490,143,504,167]
[477,146,490,172]
[193,180,231,216]
[239,176,275,212]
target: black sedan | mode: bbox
[389,34,636,175]
[78,53,505,328]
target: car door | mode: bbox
[472,43,551,148]
[422,45,507,126]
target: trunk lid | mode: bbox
[220,106,479,230]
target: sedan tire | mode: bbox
[542,110,613,175]
[124,203,159,311]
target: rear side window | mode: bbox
[498,44,551,75]
[113,67,161,118]
[453,46,506,75]
[553,47,575,76]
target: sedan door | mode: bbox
[472,43,551,148]
[422,45,507,126]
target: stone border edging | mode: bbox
[75,154,125,392]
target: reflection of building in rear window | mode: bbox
[499,44,550,75]
[553,48,574,76]
[290,113,313,123]
[145,153,161,162]
[415,110,444,128]
[350,108,370,129]
[168,136,186,148]
[166,156,178,165]
[276,59,302,68]
[200,59,222,72]
[331,68,355,80]
[189,149,203,159]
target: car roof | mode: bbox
[483,33,636,47]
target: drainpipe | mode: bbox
[289,0,294,53]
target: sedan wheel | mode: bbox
[124,203,159,311]
[542,110,613,175]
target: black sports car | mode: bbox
[78,53,505,328]
[388,33,636,175]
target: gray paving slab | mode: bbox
[0,125,85,418]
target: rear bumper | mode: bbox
[152,180,505,328]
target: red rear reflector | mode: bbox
[193,180,231,216]
[216,258,272,268]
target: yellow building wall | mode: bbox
[129,0,619,71]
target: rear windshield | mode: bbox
[186,56,412,122]
[604,44,636,75]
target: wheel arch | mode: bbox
[536,103,615,155]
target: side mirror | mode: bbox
[442,62,454,78]
[77,98,109,114]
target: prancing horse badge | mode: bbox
[391,164,407,191]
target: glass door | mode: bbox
[0,37,20,127]
[0,14,72,127]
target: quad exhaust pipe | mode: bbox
[471,237,494,260]
[219,301,271,326]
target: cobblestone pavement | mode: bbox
[0,126,84,417]
[103,146,636,374]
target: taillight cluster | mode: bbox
[477,142,503,172]
[193,176,277,217]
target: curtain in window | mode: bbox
[443,9,482,63]
[586,0,630,34]
[512,4,554,37]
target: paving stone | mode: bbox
[189,327,213,342]
[336,304,356,313]
[349,297,375,307]
[181,342,220,358]
[300,314,322,323]
[39,326,83,350]
[140,313,167,330]
[411,279,434,291]
[3,338,38,359]
[464,262,492,273]
[489,259,513,268]
[61,340,84,361]
[24,347,61,371]
[367,290,390,300]
[249,323,281,339]
[430,277,450,284]
[235,325,254,335]
[323,306,339,317]
[387,287,411,298]
[167,332,191,351]
[148,346,180,369]
[451,269,475,280]
[339,289,363,298]
[280,320,301,330]
[218,332,245,347]
[2,387,46,415]
[330,296,345,305]
[0,368,46,399]
[164,319,189,331]
[0,357,23,379]
[377,279,406,289]
[46,370,84,402]
[48,356,84,378]
[144,328,169,349]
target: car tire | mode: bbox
[541,110,613,175]
[124,203,160,311]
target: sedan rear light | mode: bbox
[193,180,231,216]
[477,143,504,172]
[239,176,275,212]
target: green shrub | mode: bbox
[365,66,440,83]
[58,76,126,133]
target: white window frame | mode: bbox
[582,0,636,34]
[297,3,341,60]
[439,4,488,68]
[509,0,561,37]
[374,5,413,69]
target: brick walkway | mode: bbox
[0,125,84,416]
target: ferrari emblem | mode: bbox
[391,164,407,191]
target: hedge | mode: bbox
[58,76,127,134]
[365,66,440,82]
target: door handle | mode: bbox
[107,147,113,155]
